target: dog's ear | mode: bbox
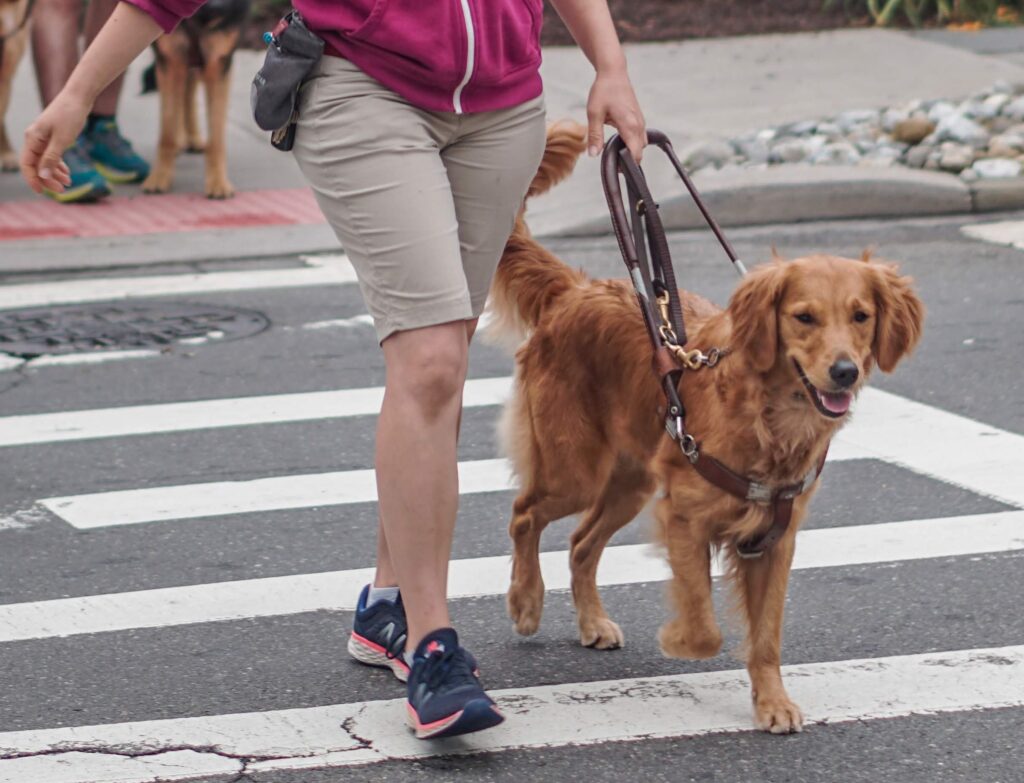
[729,262,789,373]
[870,263,925,372]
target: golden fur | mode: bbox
[488,122,925,734]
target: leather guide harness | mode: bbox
[600,130,826,559]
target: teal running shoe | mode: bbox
[82,118,151,184]
[43,141,111,204]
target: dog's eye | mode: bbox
[794,313,815,325]
[853,310,870,323]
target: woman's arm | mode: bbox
[20,2,163,194]
[548,0,646,160]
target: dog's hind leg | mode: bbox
[569,456,655,649]
[507,490,585,637]
[732,535,803,734]
[655,497,723,660]
[143,35,189,194]
[198,30,238,199]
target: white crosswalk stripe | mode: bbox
[2,645,1023,783]
[0,510,1021,643]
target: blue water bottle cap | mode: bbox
[263,31,274,44]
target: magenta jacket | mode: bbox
[127,0,545,114]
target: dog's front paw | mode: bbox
[578,615,624,650]
[142,170,173,194]
[657,620,722,659]
[507,583,543,636]
[753,692,803,734]
[205,174,235,200]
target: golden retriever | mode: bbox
[488,123,925,734]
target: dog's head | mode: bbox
[728,253,924,420]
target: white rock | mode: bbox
[960,99,999,121]
[814,121,843,140]
[972,158,1022,178]
[927,101,957,123]
[811,142,861,165]
[882,108,910,132]
[770,139,810,163]
[1001,96,1024,119]
[960,168,980,183]
[984,93,1011,114]
[836,109,880,133]
[992,80,1013,95]
[935,114,990,147]
[683,140,735,170]
[756,128,777,142]
[734,137,770,165]
[859,149,900,168]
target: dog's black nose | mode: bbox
[829,359,859,388]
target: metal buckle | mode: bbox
[745,482,773,504]
[680,434,699,463]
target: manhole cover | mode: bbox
[0,302,270,357]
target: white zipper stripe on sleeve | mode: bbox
[453,0,476,114]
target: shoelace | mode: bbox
[423,646,478,692]
[90,123,137,158]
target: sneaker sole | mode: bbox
[44,181,111,204]
[347,633,409,682]
[406,698,505,740]
[93,162,148,184]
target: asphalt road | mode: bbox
[0,213,1021,782]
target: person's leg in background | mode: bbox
[30,0,147,202]
[79,0,150,184]
[30,0,109,201]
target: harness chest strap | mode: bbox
[687,445,829,559]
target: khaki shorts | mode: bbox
[292,56,547,342]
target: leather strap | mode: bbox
[600,130,819,558]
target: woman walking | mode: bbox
[21,0,646,739]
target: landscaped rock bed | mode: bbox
[685,82,1024,182]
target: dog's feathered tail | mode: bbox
[486,121,588,349]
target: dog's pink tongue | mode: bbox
[819,390,852,414]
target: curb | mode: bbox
[552,165,1017,237]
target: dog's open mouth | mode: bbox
[793,360,852,419]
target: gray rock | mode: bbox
[683,140,735,170]
[770,138,810,163]
[984,93,1011,115]
[814,121,843,141]
[811,142,861,165]
[836,109,880,133]
[989,116,1013,134]
[1001,96,1024,120]
[927,101,956,123]
[785,120,818,137]
[992,80,1013,95]
[938,142,975,173]
[935,114,989,147]
[972,158,1023,178]
[734,137,770,165]
[858,149,900,168]
[882,108,910,132]
[904,145,932,169]
[959,168,980,183]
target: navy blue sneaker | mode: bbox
[348,585,411,682]
[406,628,504,739]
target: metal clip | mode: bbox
[745,482,773,504]
[735,543,765,560]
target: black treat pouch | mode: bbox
[251,11,324,150]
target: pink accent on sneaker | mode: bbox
[350,632,410,673]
